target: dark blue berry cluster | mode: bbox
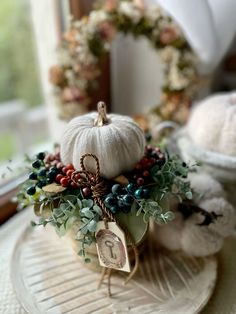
[104,183,150,214]
[104,146,166,215]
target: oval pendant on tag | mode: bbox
[95,221,131,272]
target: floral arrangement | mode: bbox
[17,102,235,295]
[49,0,198,122]
[18,145,194,264]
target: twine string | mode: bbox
[71,153,139,294]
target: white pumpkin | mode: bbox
[60,102,146,179]
[187,92,236,156]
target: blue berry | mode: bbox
[46,177,54,183]
[104,194,117,208]
[134,188,144,199]
[36,152,45,160]
[38,168,47,177]
[27,186,36,195]
[36,180,46,188]
[111,184,123,195]
[126,183,136,194]
[110,206,119,214]
[117,199,125,208]
[29,172,37,180]
[47,170,57,180]
[143,188,150,199]
[122,194,133,206]
[32,160,41,169]
[49,166,57,173]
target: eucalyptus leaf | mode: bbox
[58,224,66,236]
[77,198,82,208]
[78,249,84,256]
[82,199,93,208]
[82,217,90,224]
[81,207,94,218]
[65,216,76,230]
[163,211,175,221]
[80,225,88,235]
[93,204,102,216]
[185,191,193,200]
[67,200,76,209]
[87,220,97,233]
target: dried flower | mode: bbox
[62,87,88,103]
[133,0,145,11]
[49,66,65,86]
[119,1,142,23]
[63,28,78,44]
[104,0,118,12]
[74,64,101,81]
[98,21,117,41]
[160,26,179,44]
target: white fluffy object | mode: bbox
[188,172,225,201]
[154,172,236,257]
[187,92,236,156]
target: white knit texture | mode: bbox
[60,112,146,179]
[187,92,236,156]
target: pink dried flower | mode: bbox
[98,21,117,41]
[104,0,118,12]
[49,65,65,86]
[160,26,179,44]
[133,0,145,10]
[62,87,87,103]
[79,64,100,81]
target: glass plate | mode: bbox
[11,225,217,314]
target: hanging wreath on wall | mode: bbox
[49,0,198,122]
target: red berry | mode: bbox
[51,160,58,166]
[75,173,81,180]
[60,177,69,187]
[66,169,74,177]
[48,154,55,161]
[56,174,64,183]
[66,163,74,170]
[141,157,149,164]
[77,178,85,184]
[143,170,149,177]
[137,177,145,186]
[135,163,142,170]
[56,162,64,169]
[62,166,67,174]
[70,182,79,189]
[82,187,91,197]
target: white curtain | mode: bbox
[150,0,236,71]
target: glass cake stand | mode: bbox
[11,225,217,314]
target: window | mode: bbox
[0,0,47,164]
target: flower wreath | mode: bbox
[50,0,198,122]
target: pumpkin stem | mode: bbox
[94,101,109,126]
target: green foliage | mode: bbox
[79,199,102,234]
[133,199,175,224]
[150,154,194,202]
[0,0,42,106]
[31,192,102,263]
[133,153,195,224]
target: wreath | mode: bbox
[49,0,198,123]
